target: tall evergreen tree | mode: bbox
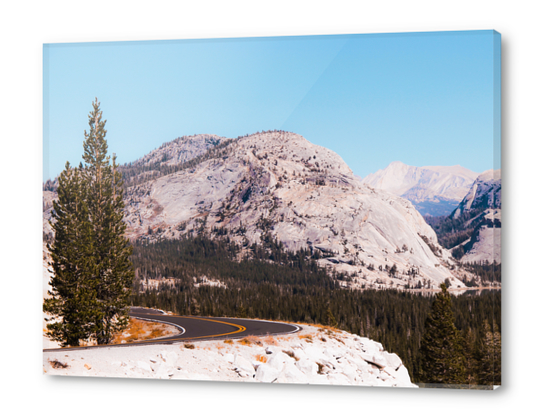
[326,305,338,328]
[44,99,133,346]
[417,283,466,386]
[461,326,480,386]
[82,99,134,345]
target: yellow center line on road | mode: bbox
[131,315,247,344]
[43,315,248,352]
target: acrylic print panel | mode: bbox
[43,30,501,389]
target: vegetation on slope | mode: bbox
[424,210,501,285]
[129,233,501,386]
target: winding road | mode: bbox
[43,307,301,352]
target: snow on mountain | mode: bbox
[120,131,470,289]
[362,161,479,216]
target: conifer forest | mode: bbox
[129,234,501,387]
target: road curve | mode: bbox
[43,307,301,352]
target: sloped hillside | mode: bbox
[425,170,501,265]
[451,169,501,218]
[121,131,468,289]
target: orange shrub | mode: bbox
[255,354,267,363]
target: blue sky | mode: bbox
[43,30,500,180]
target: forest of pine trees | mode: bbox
[424,209,485,249]
[128,233,501,386]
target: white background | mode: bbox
[1,1,539,418]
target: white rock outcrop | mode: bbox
[449,170,501,264]
[130,134,226,168]
[43,324,417,388]
[452,169,501,218]
[455,209,501,264]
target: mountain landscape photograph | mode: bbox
[42,30,501,389]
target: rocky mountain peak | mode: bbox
[120,131,471,290]
[131,133,226,168]
[452,169,501,218]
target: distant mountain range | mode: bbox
[361,162,501,265]
[361,161,480,216]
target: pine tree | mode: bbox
[417,283,466,386]
[43,163,100,346]
[82,99,134,345]
[236,303,247,318]
[190,297,201,316]
[462,326,480,386]
[44,99,133,346]
[478,319,502,386]
[326,305,338,328]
